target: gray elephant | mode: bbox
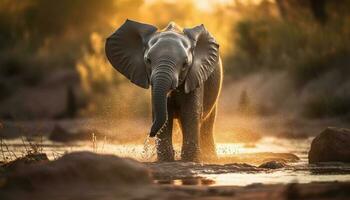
[105,19,222,162]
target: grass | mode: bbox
[0,131,108,164]
[91,132,107,153]
[0,138,17,162]
[0,134,45,163]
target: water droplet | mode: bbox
[141,137,157,161]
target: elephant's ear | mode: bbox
[105,19,157,88]
[183,25,219,93]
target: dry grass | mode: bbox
[91,132,107,153]
[0,135,44,163]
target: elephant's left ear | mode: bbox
[183,25,219,93]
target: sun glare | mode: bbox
[145,0,274,11]
[145,0,233,11]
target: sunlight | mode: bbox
[145,0,273,12]
[2,0,350,198]
[193,0,232,11]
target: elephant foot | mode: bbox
[157,149,175,162]
[181,147,201,162]
[181,153,200,162]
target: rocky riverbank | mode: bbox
[0,151,349,200]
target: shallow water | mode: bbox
[1,137,350,186]
[199,170,350,186]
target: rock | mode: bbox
[309,127,350,163]
[0,152,153,200]
[49,124,104,142]
[3,152,151,189]
[3,153,49,171]
[147,161,265,180]
[0,69,86,119]
[259,161,286,169]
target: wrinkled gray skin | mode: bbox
[105,19,222,162]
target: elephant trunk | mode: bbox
[149,61,175,137]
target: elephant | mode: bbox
[105,19,222,162]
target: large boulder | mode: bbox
[2,153,49,171]
[309,127,350,163]
[0,69,86,119]
[2,151,151,188]
[0,152,153,200]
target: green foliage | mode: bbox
[0,0,140,101]
[0,0,232,119]
[225,2,350,81]
[224,1,350,118]
[0,52,45,100]
[0,0,127,48]
[304,95,350,118]
[292,48,350,87]
[1,0,350,119]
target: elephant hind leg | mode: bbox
[200,106,217,161]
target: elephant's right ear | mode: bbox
[105,19,157,89]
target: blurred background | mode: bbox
[0,0,350,142]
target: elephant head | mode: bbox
[105,19,219,137]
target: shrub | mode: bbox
[303,95,350,118]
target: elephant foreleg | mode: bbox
[178,89,202,162]
[156,100,175,162]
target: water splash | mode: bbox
[141,137,158,161]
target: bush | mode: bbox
[225,1,350,78]
[303,95,350,118]
[223,2,350,119]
